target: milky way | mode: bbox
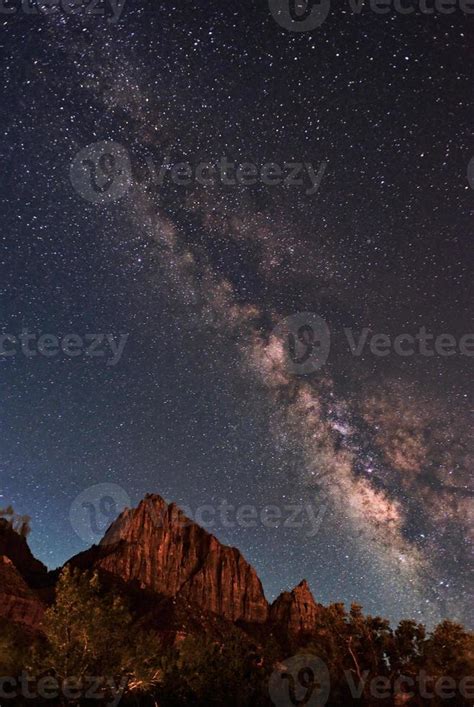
[0,2,472,628]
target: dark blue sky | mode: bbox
[0,0,472,629]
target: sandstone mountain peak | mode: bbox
[1,493,322,637]
[296,579,311,590]
[72,492,269,624]
[270,577,320,635]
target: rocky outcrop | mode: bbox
[0,556,45,628]
[70,494,269,624]
[270,579,320,635]
[0,494,325,640]
[0,519,48,588]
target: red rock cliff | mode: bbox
[270,579,320,634]
[0,555,45,628]
[73,494,269,624]
[0,519,49,588]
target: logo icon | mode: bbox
[269,0,330,31]
[70,141,132,204]
[273,312,330,374]
[269,654,330,706]
[69,483,131,545]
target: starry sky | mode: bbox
[0,1,472,629]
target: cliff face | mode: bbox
[270,579,320,635]
[0,555,45,628]
[0,520,47,629]
[72,494,269,624]
[0,496,322,637]
[0,519,48,588]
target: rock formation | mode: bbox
[270,579,320,634]
[0,494,321,638]
[0,518,48,588]
[70,494,269,624]
[0,555,45,628]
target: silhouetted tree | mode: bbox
[36,567,162,704]
[0,506,31,537]
[159,630,269,707]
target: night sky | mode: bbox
[1,0,472,629]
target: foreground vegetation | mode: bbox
[1,568,473,706]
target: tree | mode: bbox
[347,604,392,677]
[0,618,30,677]
[37,567,162,704]
[0,506,31,537]
[422,620,474,706]
[392,619,426,672]
[159,629,269,706]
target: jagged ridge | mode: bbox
[0,493,320,636]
